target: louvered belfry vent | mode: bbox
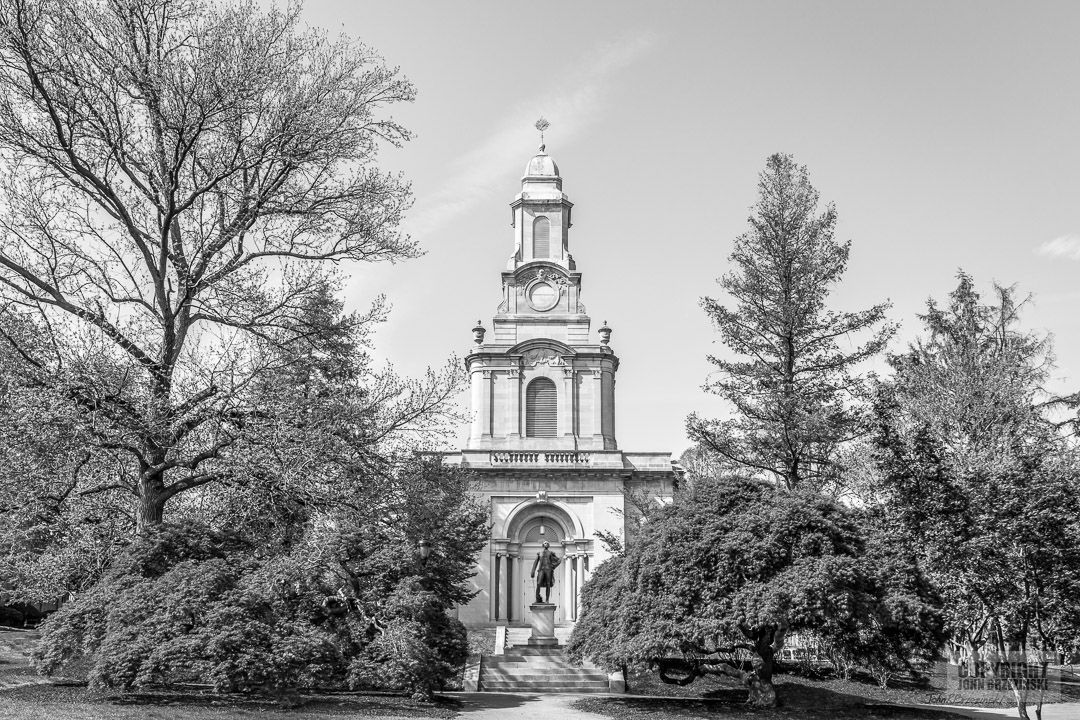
[526,377,557,437]
[532,217,550,258]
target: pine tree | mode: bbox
[872,274,1080,720]
[688,153,895,489]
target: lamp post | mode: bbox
[417,539,433,566]
[416,540,435,596]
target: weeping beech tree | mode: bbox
[0,0,418,531]
[688,153,895,490]
[567,475,943,707]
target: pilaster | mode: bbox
[560,366,575,440]
[480,369,493,439]
[507,368,521,439]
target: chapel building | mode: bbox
[446,143,680,629]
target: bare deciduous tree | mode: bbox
[0,0,420,530]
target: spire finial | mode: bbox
[534,117,549,152]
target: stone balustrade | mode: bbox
[489,451,591,465]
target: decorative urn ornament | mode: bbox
[598,321,612,345]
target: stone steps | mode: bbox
[474,620,620,693]
[480,681,610,692]
[478,639,612,693]
[482,671,609,681]
[491,647,578,658]
[484,657,601,668]
[483,656,602,668]
[484,661,596,669]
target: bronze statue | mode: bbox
[530,541,561,604]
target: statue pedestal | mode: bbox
[528,602,558,646]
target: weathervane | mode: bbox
[535,117,550,151]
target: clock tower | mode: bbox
[466,143,617,451]
[447,142,678,631]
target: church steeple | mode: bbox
[494,141,588,341]
[508,143,575,271]
[448,132,678,635]
[464,141,618,452]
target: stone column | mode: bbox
[570,555,578,621]
[493,553,502,621]
[515,554,525,623]
[563,547,573,624]
[505,554,515,622]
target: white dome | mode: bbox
[523,146,560,178]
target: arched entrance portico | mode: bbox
[493,497,593,626]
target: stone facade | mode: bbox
[445,144,680,628]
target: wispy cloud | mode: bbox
[1036,234,1080,260]
[404,31,659,239]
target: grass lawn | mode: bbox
[571,667,1051,720]
[6,628,1075,719]
[1,628,457,720]
[574,696,965,720]
[0,684,460,720]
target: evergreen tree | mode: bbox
[872,273,1080,720]
[688,154,895,489]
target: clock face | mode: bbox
[528,281,559,311]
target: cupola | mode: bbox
[523,144,561,183]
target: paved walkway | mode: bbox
[442,693,610,719]
[899,701,1080,719]
[442,692,1080,719]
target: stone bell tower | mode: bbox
[446,139,677,636]
[465,143,617,452]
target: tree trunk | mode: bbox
[1034,661,1047,720]
[1010,674,1030,719]
[745,671,777,707]
[136,476,167,533]
[1000,638,1029,720]
[966,638,982,678]
[746,644,777,707]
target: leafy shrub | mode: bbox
[568,476,944,707]
[34,517,482,697]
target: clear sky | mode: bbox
[298,0,1080,455]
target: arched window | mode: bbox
[525,377,557,437]
[532,217,550,258]
[523,518,564,543]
